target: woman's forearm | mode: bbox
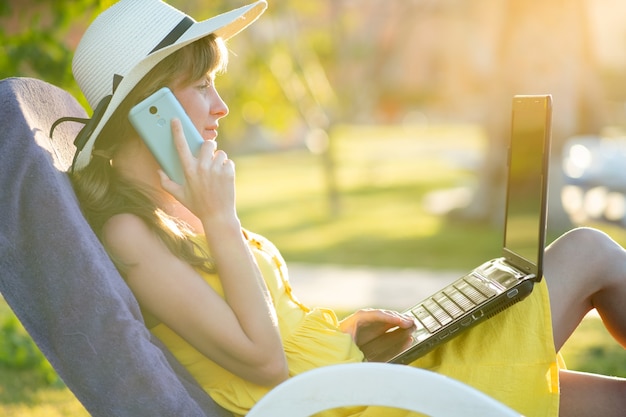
[202,215,287,381]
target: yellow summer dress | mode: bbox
[150,230,562,416]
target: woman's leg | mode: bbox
[543,227,626,416]
[559,370,626,417]
[544,227,626,350]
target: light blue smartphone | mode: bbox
[128,87,203,184]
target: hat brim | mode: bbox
[72,0,267,171]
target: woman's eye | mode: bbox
[197,77,215,90]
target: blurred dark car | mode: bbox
[561,135,626,226]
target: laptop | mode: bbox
[360,94,553,364]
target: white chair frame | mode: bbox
[247,363,523,417]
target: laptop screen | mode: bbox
[502,95,552,278]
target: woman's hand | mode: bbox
[159,118,236,225]
[338,309,415,347]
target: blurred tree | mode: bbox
[0,0,109,107]
[173,0,311,151]
[463,0,606,233]
[243,2,342,213]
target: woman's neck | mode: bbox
[112,137,205,234]
[161,196,205,234]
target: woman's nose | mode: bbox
[211,89,229,119]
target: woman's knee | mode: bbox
[544,227,618,309]
[555,226,610,248]
[548,227,618,267]
[548,226,626,302]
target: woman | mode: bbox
[63,1,626,416]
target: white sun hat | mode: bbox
[66,0,267,171]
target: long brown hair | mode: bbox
[71,35,227,274]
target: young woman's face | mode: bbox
[172,75,229,141]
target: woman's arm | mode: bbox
[104,119,288,386]
[201,213,288,385]
[103,214,288,387]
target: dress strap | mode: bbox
[245,232,311,313]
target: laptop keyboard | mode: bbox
[408,272,498,333]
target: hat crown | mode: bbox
[73,0,192,110]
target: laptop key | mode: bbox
[410,305,442,333]
[433,293,464,318]
[444,287,476,312]
[456,280,487,304]
[466,273,497,297]
[423,299,453,326]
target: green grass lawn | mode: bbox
[0,368,88,417]
[560,315,626,377]
[235,123,501,270]
[2,123,625,415]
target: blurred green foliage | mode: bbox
[0,0,110,105]
[0,313,60,386]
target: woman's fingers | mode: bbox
[171,118,194,166]
[166,119,236,219]
[359,309,414,327]
[381,310,415,328]
[198,145,235,179]
[171,118,231,178]
[197,137,218,165]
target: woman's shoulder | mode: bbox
[103,212,148,237]
[101,213,158,257]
